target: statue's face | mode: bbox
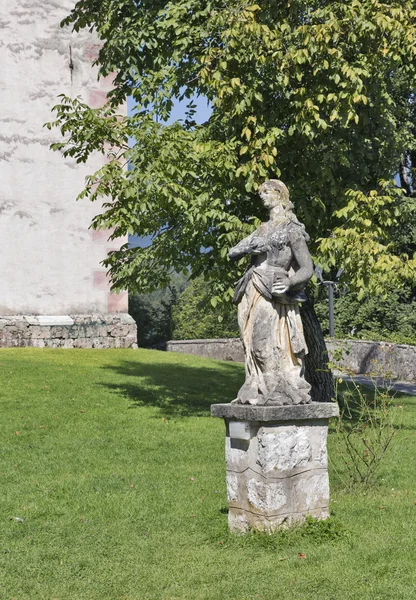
[259,186,279,209]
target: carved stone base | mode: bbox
[211,403,339,533]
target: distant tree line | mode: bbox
[130,274,416,348]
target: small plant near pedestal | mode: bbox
[329,354,400,489]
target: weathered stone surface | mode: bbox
[313,426,328,467]
[32,339,45,348]
[109,324,131,337]
[211,402,339,421]
[50,326,70,339]
[257,426,311,473]
[247,478,287,512]
[227,507,330,533]
[326,339,416,381]
[0,2,128,317]
[167,338,245,362]
[0,314,137,349]
[292,472,329,513]
[225,437,250,473]
[37,316,75,326]
[214,406,335,533]
[226,474,239,502]
[228,510,250,534]
[228,180,313,406]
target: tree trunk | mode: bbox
[301,295,335,403]
[399,153,412,196]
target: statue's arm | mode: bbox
[272,230,313,296]
[288,234,314,290]
[228,231,267,261]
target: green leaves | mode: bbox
[49,0,416,302]
[317,182,416,297]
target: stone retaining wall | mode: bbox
[167,338,245,362]
[325,339,415,382]
[166,338,416,382]
[0,314,137,349]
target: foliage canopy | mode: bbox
[48,0,416,300]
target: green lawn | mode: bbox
[0,348,415,600]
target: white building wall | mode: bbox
[0,1,128,315]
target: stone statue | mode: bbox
[229,180,314,406]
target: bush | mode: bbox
[331,376,400,488]
[172,278,239,340]
[313,287,416,345]
[129,274,189,347]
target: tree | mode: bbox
[129,273,189,347]
[315,288,416,345]
[172,277,239,340]
[47,0,416,401]
[314,216,416,344]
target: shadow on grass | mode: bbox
[99,355,415,422]
[99,358,245,418]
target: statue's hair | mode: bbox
[259,179,309,242]
[258,179,293,210]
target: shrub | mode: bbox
[314,287,416,345]
[129,274,189,347]
[330,374,400,489]
[172,278,239,340]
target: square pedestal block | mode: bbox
[211,403,339,533]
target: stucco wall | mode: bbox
[166,338,416,382]
[0,1,128,315]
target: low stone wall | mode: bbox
[166,338,416,382]
[0,314,137,349]
[325,339,415,382]
[167,338,244,362]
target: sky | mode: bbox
[127,94,212,126]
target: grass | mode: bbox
[0,348,415,600]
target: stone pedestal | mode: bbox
[211,403,339,533]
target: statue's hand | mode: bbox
[272,275,290,296]
[228,248,241,261]
[249,240,268,255]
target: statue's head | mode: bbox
[258,179,293,212]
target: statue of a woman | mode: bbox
[229,180,313,406]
